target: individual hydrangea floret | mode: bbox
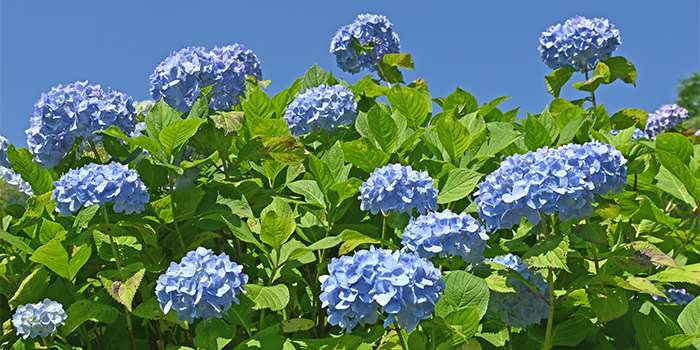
[209,44,263,111]
[610,128,646,141]
[156,247,248,323]
[359,164,438,215]
[12,299,67,339]
[695,129,700,136]
[284,84,357,136]
[26,81,137,168]
[401,209,489,265]
[330,14,400,73]
[539,15,621,71]
[652,288,696,306]
[1,166,34,208]
[52,162,149,216]
[0,135,10,168]
[645,104,689,139]
[488,254,549,329]
[319,247,444,333]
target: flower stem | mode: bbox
[371,51,392,88]
[168,170,187,252]
[88,137,104,164]
[393,320,409,350]
[584,68,597,107]
[507,325,513,350]
[539,212,555,350]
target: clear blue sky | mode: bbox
[1,1,698,146]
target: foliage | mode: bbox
[2,11,700,350]
[677,70,700,130]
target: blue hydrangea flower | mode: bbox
[488,254,549,329]
[401,210,489,265]
[0,135,10,168]
[359,164,439,216]
[208,44,263,111]
[26,81,137,168]
[476,142,627,230]
[645,104,689,140]
[284,84,357,136]
[696,129,700,136]
[539,15,621,71]
[12,299,67,339]
[653,288,696,306]
[610,128,646,141]
[1,166,34,208]
[330,14,401,74]
[150,46,213,113]
[52,162,149,216]
[156,247,248,323]
[319,247,444,333]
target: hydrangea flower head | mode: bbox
[284,84,357,136]
[539,15,621,71]
[488,254,549,329]
[208,44,262,111]
[330,14,400,73]
[401,210,489,265]
[156,247,248,323]
[26,81,137,168]
[610,128,646,141]
[52,162,149,216]
[558,141,628,197]
[149,46,213,113]
[0,135,10,168]
[652,288,696,306]
[1,166,34,207]
[319,247,443,333]
[645,104,689,139]
[12,299,67,339]
[359,164,438,215]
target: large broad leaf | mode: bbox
[387,85,429,128]
[657,150,700,206]
[287,180,326,207]
[366,104,399,153]
[159,118,201,159]
[98,125,163,159]
[522,234,571,272]
[8,267,50,309]
[62,300,119,336]
[97,262,146,312]
[603,56,637,85]
[301,63,330,92]
[239,135,307,166]
[6,146,54,195]
[30,239,91,280]
[194,318,235,350]
[657,133,693,165]
[572,61,610,92]
[260,211,293,250]
[437,168,482,204]
[245,284,290,311]
[678,297,700,336]
[382,53,414,70]
[437,114,471,163]
[242,88,274,119]
[655,167,697,208]
[648,263,700,287]
[550,317,597,347]
[210,111,244,136]
[434,271,489,319]
[610,108,648,131]
[308,155,334,194]
[524,113,552,150]
[146,99,182,140]
[588,287,629,323]
[338,230,380,255]
[443,88,478,113]
[544,66,576,97]
[341,138,390,173]
[232,324,288,350]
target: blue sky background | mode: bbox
[1,1,698,146]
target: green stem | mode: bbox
[592,243,600,274]
[88,137,104,164]
[544,268,555,350]
[393,320,409,350]
[381,214,388,242]
[507,325,513,350]
[168,170,187,252]
[371,51,392,88]
[584,68,597,107]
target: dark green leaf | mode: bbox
[524,113,552,150]
[8,267,49,309]
[550,317,597,347]
[435,271,489,319]
[194,318,235,350]
[610,108,648,130]
[62,300,119,336]
[588,287,629,323]
[301,64,330,92]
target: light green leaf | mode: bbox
[30,239,70,279]
[159,118,201,159]
[97,263,145,312]
[146,99,182,141]
[657,133,693,165]
[656,167,697,208]
[341,138,390,173]
[544,66,576,97]
[281,318,315,333]
[604,56,637,85]
[435,271,489,319]
[443,87,478,113]
[308,155,334,194]
[524,113,552,150]
[657,150,700,206]
[6,146,54,195]
[367,104,399,153]
[588,287,629,323]
[437,114,471,163]
[301,64,330,92]
[260,211,293,250]
[338,230,380,255]
[648,263,700,287]
[242,88,274,119]
[665,334,699,348]
[245,284,290,311]
[522,234,570,272]
[678,297,700,335]
[382,53,414,70]
[388,85,429,129]
[287,180,326,206]
[437,168,482,204]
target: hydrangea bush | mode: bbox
[1,12,699,350]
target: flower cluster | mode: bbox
[476,141,627,230]
[645,104,689,139]
[539,15,621,71]
[156,247,248,323]
[149,44,262,113]
[0,135,10,168]
[610,128,646,141]
[26,81,137,168]
[284,84,357,136]
[0,166,34,208]
[12,299,67,339]
[359,164,439,215]
[488,254,549,329]
[319,247,444,333]
[330,14,400,74]
[401,210,489,265]
[52,162,149,216]
[652,288,696,306]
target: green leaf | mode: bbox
[341,138,390,173]
[338,229,380,255]
[550,317,596,347]
[558,112,588,145]
[322,141,345,183]
[538,108,560,141]
[603,56,637,86]
[8,267,49,309]
[232,324,287,350]
[442,307,480,340]
[6,146,54,195]
[308,155,334,195]
[92,227,142,264]
[327,178,362,209]
[194,318,235,350]
[657,133,693,165]
[242,87,274,119]
[437,168,482,204]
[159,118,201,159]
[388,85,429,129]
[68,244,91,280]
[62,300,119,336]
[631,195,681,229]
[260,211,293,250]
[657,150,700,206]
[263,135,307,165]
[610,108,648,130]
[97,263,145,312]
[665,334,699,348]
[544,66,577,97]
[524,113,552,150]
[572,62,610,92]
[0,225,34,254]
[209,111,244,136]
[146,99,182,141]
[72,204,100,234]
[437,114,471,163]
[609,241,680,272]
[281,318,315,333]
[434,271,489,319]
[245,284,290,311]
[572,223,609,246]
[588,287,629,323]
[132,296,183,325]
[443,88,478,113]
[301,63,330,92]
[655,167,697,208]
[287,180,326,206]
[678,297,700,335]
[367,104,399,153]
[590,275,665,297]
[287,235,343,261]
[222,216,260,245]
[648,263,700,287]
[522,234,570,272]
[223,295,255,335]
[382,53,414,70]
[30,239,70,279]
[99,125,163,160]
